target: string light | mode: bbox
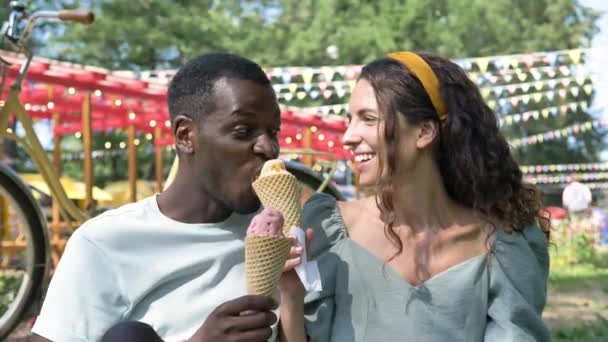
[114,99,122,106]
[47,101,54,110]
[68,87,76,95]
[310,126,318,133]
[119,142,126,149]
[296,133,302,140]
[328,141,334,147]
[318,134,325,141]
[75,132,82,139]
[145,133,153,140]
[149,120,157,127]
[165,120,171,127]
[94,89,102,97]
[104,142,112,149]
[128,111,136,120]
[6,128,12,134]
[134,138,140,146]
[285,137,292,144]
[24,103,31,110]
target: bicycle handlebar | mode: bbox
[58,10,95,24]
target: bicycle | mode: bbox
[0,2,343,339]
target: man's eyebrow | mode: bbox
[231,111,257,118]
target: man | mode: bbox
[562,173,592,217]
[31,53,287,342]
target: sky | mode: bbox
[580,0,608,159]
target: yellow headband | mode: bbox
[387,51,448,121]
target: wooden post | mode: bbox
[128,124,137,202]
[82,93,93,209]
[51,113,61,227]
[303,127,313,167]
[154,126,163,193]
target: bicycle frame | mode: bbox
[0,85,88,225]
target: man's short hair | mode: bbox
[167,53,271,121]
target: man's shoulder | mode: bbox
[76,196,159,241]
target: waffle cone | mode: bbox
[253,173,302,235]
[245,235,292,296]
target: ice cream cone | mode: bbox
[245,235,292,296]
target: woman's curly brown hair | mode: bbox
[360,52,550,259]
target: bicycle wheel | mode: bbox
[0,162,49,340]
[285,161,345,204]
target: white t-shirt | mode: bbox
[32,196,275,342]
[562,181,592,212]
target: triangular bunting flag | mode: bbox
[550,107,559,116]
[476,58,490,73]
[507,85,518,94]
[283,93,294,101]
[296,91,307,100]
[498,98,508,108]
[510,97,520,107]
[581,101,589,110]
[571,87,579,97]
[547,80,557,89]
[493,86,504,96]
[541,109,550,118]
[569,103,578,112]
[558,89,568,99]
[546,69,556,78]
[481,88,492,98]
[303,83,313,92]
[560,105,568,114]
[318,82,328,91]
[288,83,298,94]
[487,99,497,109]
[323,90,333,99]
[321,67,335,82]
[509,58,519,69]
[533,93,543,103]
[546,91,555,101]
[272,85,283,93]
[568,49,582,64]
[345,66,358,80]
[523,54,535,68]
[531,110,540,119]
[531,70,542,81]
[583,84,593,95]
[281,70,292,84]
[503,74,513,83]
[534,81,544,91]
[302,68,315,84]
[522,95,531,104]
[332,105,344,115]
[521,84,531,92]
[506,116,513,125]
[517,72,527,82]
[320,106,331,115]
[335,87,347,98]
[545,52,558,66]
[513,114,521,123]
[559,65,571,76]
[309,90,320,99]
[561,78,571,87]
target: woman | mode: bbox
[280,51,551,341]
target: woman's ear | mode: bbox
[416,120,439,149]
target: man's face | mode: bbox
[192,78,281,214]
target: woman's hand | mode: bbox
[278,228,314,300]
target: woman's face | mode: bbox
[343,79,384,186]
[344,78,434,186]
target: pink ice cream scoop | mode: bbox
[247,208,285,237]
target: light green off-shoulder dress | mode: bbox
[303,193,550,342]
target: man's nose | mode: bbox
[253,134,279,159]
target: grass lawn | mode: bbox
[547,262,608,341]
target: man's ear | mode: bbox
[174,115,195,154]
[415,120,439,149]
